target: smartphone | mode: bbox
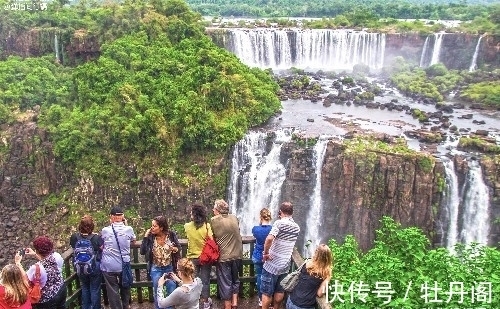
[18,248,25,256]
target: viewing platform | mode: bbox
[60,236,331,309]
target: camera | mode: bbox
[18,248,25,256]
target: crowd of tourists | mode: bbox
[0,200,332,309]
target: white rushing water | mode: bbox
[228,129,292,235]
[226,29,386,70]
[304,138,329,257]
[469,36,482,72]
[459,160,490,245]
[442,158,460,251]
[419,36,430,67]
[54,34,59,62]
[429,32,445,66]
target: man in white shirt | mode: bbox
[100,206,136,309]
[261,202,300,309]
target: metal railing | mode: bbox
[62,235,331,309]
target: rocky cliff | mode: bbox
[0,118,224,265]
[281,140,443,251]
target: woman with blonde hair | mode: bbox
[251,207,272,306]
[157,258,202,309]
[286,244,332,309]
[0,252,32,309]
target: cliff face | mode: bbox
[281,141,443,251]
[0,119,223,265]
[371,33,497,70]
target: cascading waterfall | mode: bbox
[442,158,460,250]
[225,29,385,71]
[419,36,430,67]
[469,36,482,72]
[228,130,292,235]
[304,139,329,257]
[459,160,490,245]
[429,32,445,66]
[54,34,60,62]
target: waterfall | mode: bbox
[54,34,60,62]
[228,129,292,235]
[469,36,482,72]
[442,158,460,250]
[419,36,430,67]
[225,29,386,71]
[459,160,490,245]
[429,33,444,66]
[304,139,329,257]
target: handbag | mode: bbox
[199,223,219,265]
[280,260,307,292]
[111,225,133,289]
[29,263,42,303]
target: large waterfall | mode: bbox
[441,158,490,248]
[304,139,329,257]
[228,130,292,235]
[224,29,386,71]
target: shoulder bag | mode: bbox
[111,225,133,289]
[280,259,307,292]
[199,223,219,265]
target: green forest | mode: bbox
[186,0,500,22]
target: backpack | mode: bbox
[199,224,220,265]
[73,234,97,276]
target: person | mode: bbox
[69,215,104,309]
[286,244,332,309]
[156,258,202,309]
[140,215,181,309]
[211,199,243,309]
[24,236,67,309]
[184,203,213,309]
[0,256,31,309]
[261,202,300,309]
[251,208,272,307]
[100,206,136,309]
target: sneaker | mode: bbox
[258,298,262,307]
[203,298,212,309]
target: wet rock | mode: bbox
[449,125,458,132]
[307,118,314,122]
[472,120,486,125]
[474,130,489,136]
[460,114,473,119]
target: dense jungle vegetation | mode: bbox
[0,0,281,182]
[187,0,500,27]
[330,217,500,308]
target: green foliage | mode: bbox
[417,156,434,173]
[0,56,72,110]
[458,137,500,154]
[460,82,500,107]
[411,108,429,122]
[291,134,318,148]
[329,217,500,308]
[388,59,466,102]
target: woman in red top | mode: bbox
[0,252,32,309]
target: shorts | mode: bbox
[260,268,287,296]
[216,259,242,300]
